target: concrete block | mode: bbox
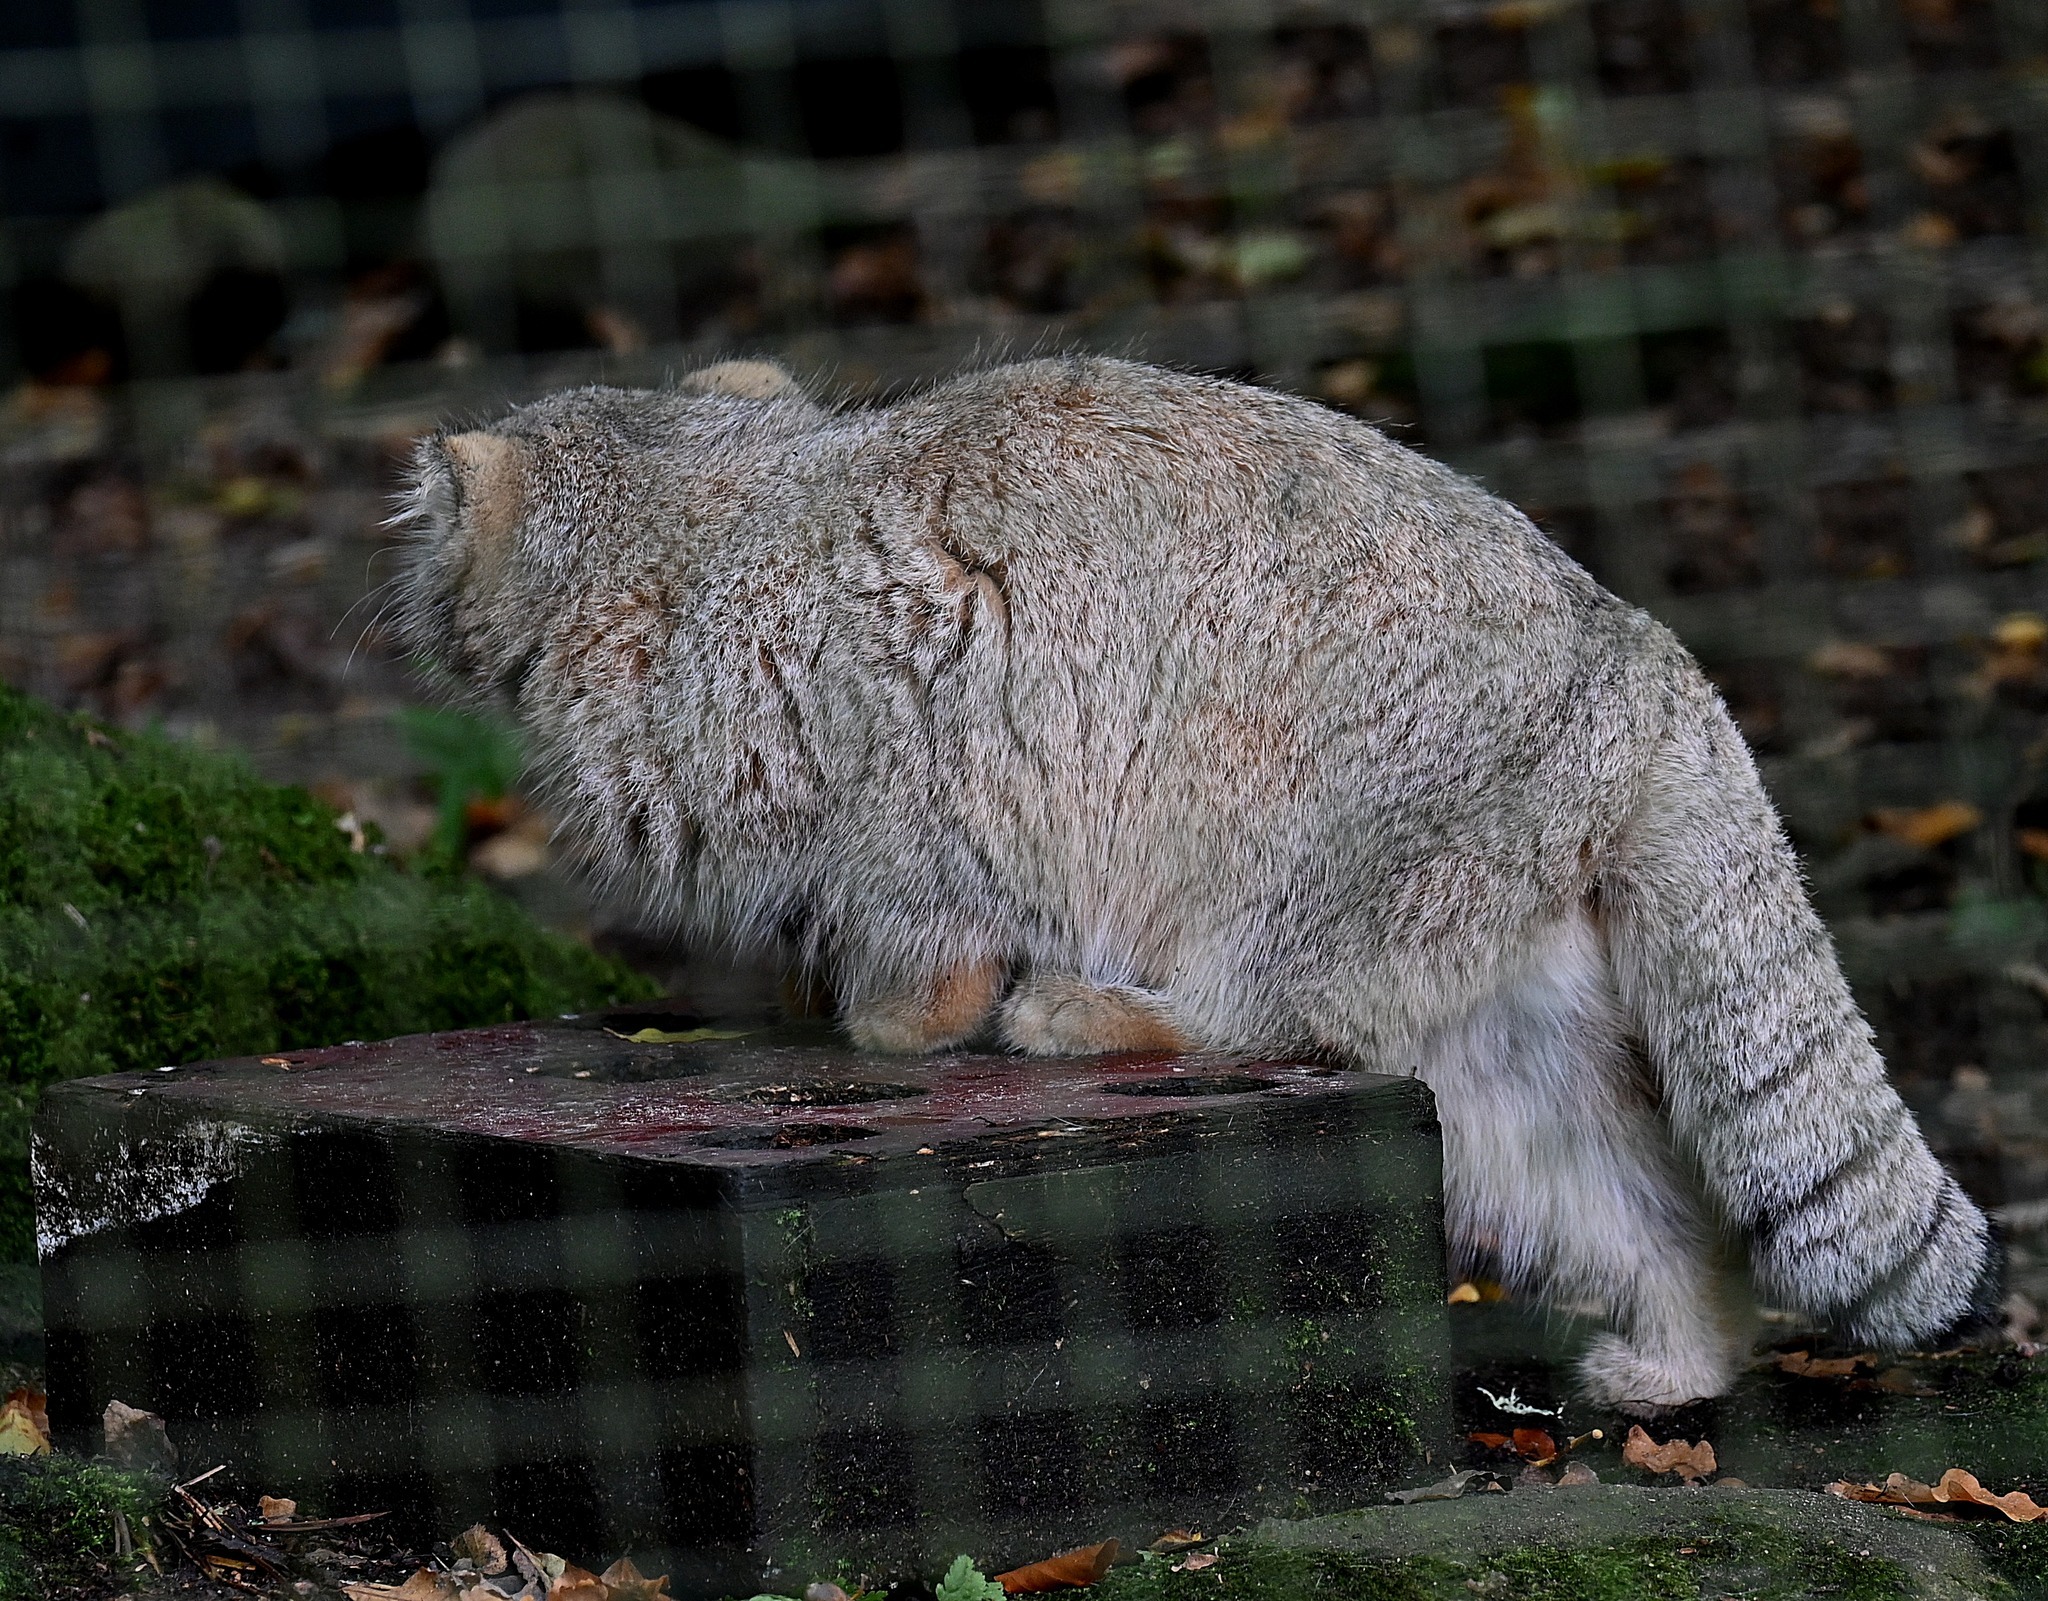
[35,1009,1448,1594]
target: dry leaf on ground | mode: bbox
[1996,613,2048,653]
[1389,1468,1493,1503]
[599,1557,671,1600]
[1829,1469,2048,1522]
[1468,1428,1559,1463]
[995,1539,1121,1592]
[1774,1350,1939,1395]
[1622,1424,1717,1483]
[1869,801,1981,849]
[606,1026,751,1045]
[1775,1350,1875,1379]
[1147,1532,1207,1554]
[0,1390,49,1455]
[1172,1554,1218,1574]
[451,1525,509,1575]
[547,1564,608,1601]
[343,1572,461,1601]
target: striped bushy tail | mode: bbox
[1602,670,1996,1346]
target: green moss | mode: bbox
[0,1452,161,1600]
[1681,1516,1913,1601]
[1,684,658,1260]
[397,703,525,867]
[1964,1521,2048,1596]
[1093,1535,1690,1601]
[1092,1516,1920,1601]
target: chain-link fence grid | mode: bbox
[9,1,2048,1306]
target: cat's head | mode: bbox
[396,359,813,698]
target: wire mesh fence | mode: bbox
[8,0,2048,1301]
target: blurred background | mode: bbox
[7,0,2048,1298]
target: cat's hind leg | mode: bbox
[1421,911,1737,1412]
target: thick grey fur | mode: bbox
[398,355,1992,1410]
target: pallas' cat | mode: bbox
[399,355,1994,1410]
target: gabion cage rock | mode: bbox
[35,1009,1448,1593]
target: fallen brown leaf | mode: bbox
[450,1525,508,1575]
[504,1534,554,1597]
[605,1026,751,1045]
[599,1557,671,1600]
[1996,614,2048,653]
[1829,1469,2048,1522]
[0,1389,48,1455]
[547,1564,607,1601]
[1621,1424,1717,1483]
[1389,1468,1493,1503]
[1869,802,1981,850]
[1467,1429,1557,1463]
[996,1539,1121,1592]
[1147,1532,1207,1554]
[343,1572,461,1601]
[1775,1350,1875,1379]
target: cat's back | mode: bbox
[881,355,1612,631]
[864,358,1678,865]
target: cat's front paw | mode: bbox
[998,975,1187,1056]
[1575,1332,1734,1416]
[843,958,1005,1053]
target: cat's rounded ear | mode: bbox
[678,359,809,403]
[414,430,526,550]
